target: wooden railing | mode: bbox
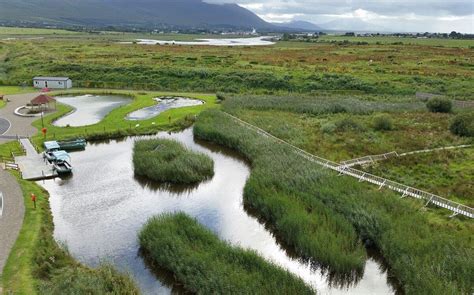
[223,112,474,219]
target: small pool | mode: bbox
[54,95,132,127]
[126,97,204,121]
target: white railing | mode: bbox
[223,112,474,219]
[340,151,399,167]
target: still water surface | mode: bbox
[40,128,396,294]
[54,95,132,127]
[126,97,204,121]
[132,36,275,46]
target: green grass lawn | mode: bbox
[30,89,218,147]
[0,86,36,95]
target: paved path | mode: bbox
[15,138,57,180]
[0,169,24,277]
[0,118,10,135]
[0,92,46,144]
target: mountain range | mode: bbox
[0,0,271,29]
[0,0,386,32]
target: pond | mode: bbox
[53,95,132,127]
[126,97,204,121]
[40,128,397,294]
[129,36,275,46]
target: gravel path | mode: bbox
[0,169,24,277]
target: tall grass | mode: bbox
[139,212,314,294]
[222,94,425,115]
[133,138,214,184]
[194,109,474,294]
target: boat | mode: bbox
[57,138,86,151]
[53,160,73,175]
[44,141,60,152]
[44,150,70,163]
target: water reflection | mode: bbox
[126,97,204,121]
[40,128,397,295]
[54,95,132,127]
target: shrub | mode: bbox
[335,118,364,132]
[133,138,214,184]
[426,98,452,113]
[373,114,393,131]
[321,122,337,134]
[450,112,474,137]
[139,212,313,294]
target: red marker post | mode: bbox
[31,193,37,209]
[41,128,47,139]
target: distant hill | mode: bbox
[273,20,323,32]
[320,19,386,32]
[0,0,273,30]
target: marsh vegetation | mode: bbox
[133,138,214,184]
[139,212,314,294]
[194,109,473,294]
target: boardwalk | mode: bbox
[0,169,24,277]
[15,138,57,180]
[223,112,473,219]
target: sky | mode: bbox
[206,0,474,33]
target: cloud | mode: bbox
[205,0,474,32]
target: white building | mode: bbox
[33,77,72,89]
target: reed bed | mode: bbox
[139,212,314,294]
[133,138,214,184]
[193,109,473,294]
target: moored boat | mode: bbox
[53,160,73,175]
[58,138,86,151]
[44,150,70,163]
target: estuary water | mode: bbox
[40,128,397,294]
[130,36,275,46]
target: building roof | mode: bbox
[31,94,56,105]
[33,77,70,81]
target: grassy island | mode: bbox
[139,212,313,294]
[133,138,214,184]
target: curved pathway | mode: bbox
[0,93,43,143]
[0,169,24,277]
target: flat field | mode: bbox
[0,31,473,97]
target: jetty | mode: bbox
[14,138,57,180]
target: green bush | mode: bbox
[133,138,214,184]
[426,98,452,113]
[139,212,313,294]
[450,112,474,137]
[321,122,337,134]
[335,118,364,132]
[373,114,393,131]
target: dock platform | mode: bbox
[15,138,58,181]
